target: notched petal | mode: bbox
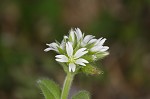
[69,63,76,72]
[44,48,52,52]
[74,48,88,58]
[55,55,68,62]
[66,42,73,57]
[75,58,89,66]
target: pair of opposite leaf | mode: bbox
[38,79,90,99]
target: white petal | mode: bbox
[83,35,95,43]
[103,52,109,56]
[99,46,109,52]
[90,46,103,52]
[60,41,65,50]
[69,63,76,72]
[75,58,89,66]
[44,47,58,52]
[62,36,68,43]
[97,38,106,46]
[55,59,65,62]
[64,36,68,39]
[66,42,73,57]
[75,28,83,41]
[81,42,86,47]
[81,35,95,47]
[55,55,68,61]
[44,48,52,52]
[46,43,59,52]
[55,55,68,62]
[69,28,75,42]
[77,62,86,66]
[94,38,103,45]
[46,42,58,48]
[74,48,88,58]
[88,39,97,44]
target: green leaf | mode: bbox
[37,79,61,99]
[72,90,91,99]
[38,81,55,99]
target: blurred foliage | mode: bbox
[0,0,150,99]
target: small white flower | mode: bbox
[44,42,59,52]
[90,38,109,52]
[88,38,97,44]
[55,42,89,72]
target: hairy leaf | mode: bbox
[37,79,61,99]
[72,90,91,99]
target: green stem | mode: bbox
[61,72,74,99]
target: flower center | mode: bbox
[68,56,75,63]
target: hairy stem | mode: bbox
[61,72,74,99]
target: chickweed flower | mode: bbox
[44,28,109,73]
[55,42,88,72]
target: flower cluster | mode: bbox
[44,28,109,72]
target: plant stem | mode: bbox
[61,72,74,99]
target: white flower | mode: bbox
[44,42,59,52]
[55,42,89,72]
[44,28,109,73]
[90,38,109,52]
[44,35,69,53]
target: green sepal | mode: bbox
[37,79,61,99]
[81,64,102,75]
[94,52,109,61]
[72,90,91,99]
[82,51,109,63]
[55,40,65,54]
[57,47,65,54]
[81,54,95,62]
[73,40,81,53]
[59,62,69,73]
[55,40,61,46]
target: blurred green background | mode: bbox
[0,0,150,99]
